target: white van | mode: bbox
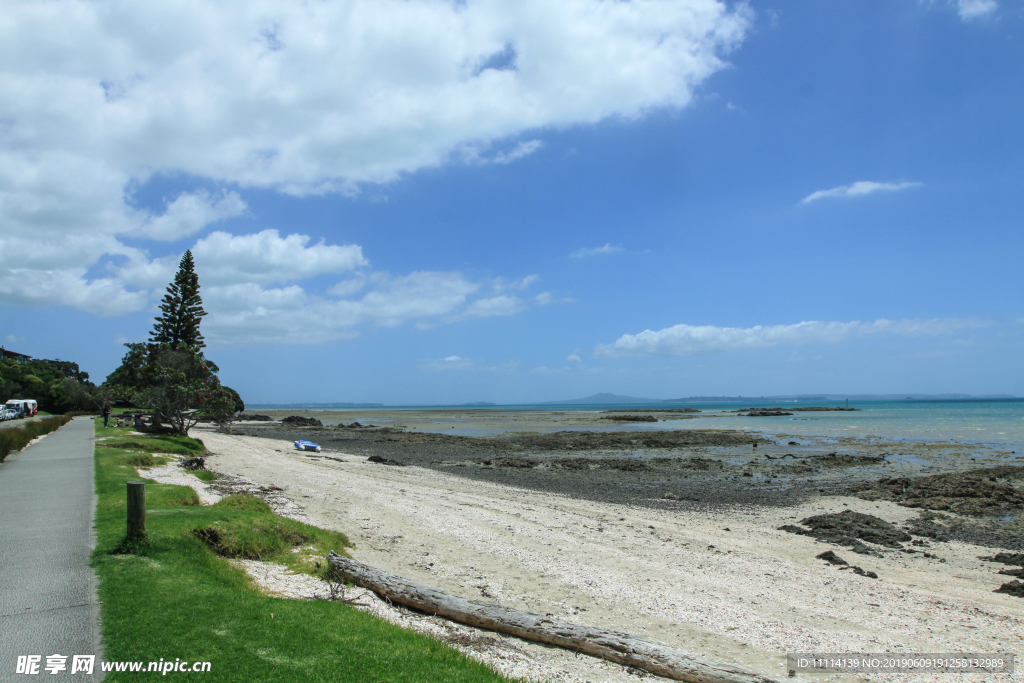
[4,399,37,418]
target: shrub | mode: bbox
[0,415,72,462]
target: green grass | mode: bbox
[214,493,271,513]
[92,417,515,682]
[191,469,217,482]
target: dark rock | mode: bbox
[366,454,402,465]
[997,568,1024,577]
[816,550,848,566]
[851,468,1024,516]
[994,581,1024,597]
[788,441,799,445]
[738,410,793,417]
[237,414,272,421]
[842,566,879,579]
[181,456,206,471]
[282,415,323,427]
[600,415,658,422]
[780,510,910,552]
[979,552,1024,566]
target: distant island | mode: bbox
[542,392,1018,405]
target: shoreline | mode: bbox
[172,413,1024,683]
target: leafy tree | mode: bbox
[0,357,99,413]
[150,250,207,350]
[140,345,233,435]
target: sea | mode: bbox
[250,398,1024,453]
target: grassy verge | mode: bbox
[0,414,72,462]
[92,417,515,682]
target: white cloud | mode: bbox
[801,181,923,204]
[492,140,543,165]
[494,275,539,292]
[534,292,576,306]
[462,295,526,319]
[139,191,247,241]
[0,0,749,313]
[567,350,582,362]
[570,243,624,259]
[597,318,990,357]
[954,0,998,20]
[192,229,366,286]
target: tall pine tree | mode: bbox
[150,250,207,350]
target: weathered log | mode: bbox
[327,552,789,683]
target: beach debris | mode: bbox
[779,510,910,554]
[661,492,681,500]
[994,581,1024,597]
[282,416,323,427]
[326,552,792,683]
[840,565,879,579]
[850,467,1024,516]
[294,440,321,453]
[817,550,878,577]
[816,550,848,566]
[181,456,206,471]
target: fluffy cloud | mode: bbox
[200,269,527,345]
[139,191,247,242]
[954,0,998,20]
[0,0,749,313]
[570,243,624,259]
[597,318,989,357]
[192,230,366,285]
[801,181,922,204]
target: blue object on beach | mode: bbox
[294,440,321,453]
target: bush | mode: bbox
[0,415,72,462]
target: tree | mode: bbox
[140,345,231,436]
[150,250,207,350]
[100,252,244,434]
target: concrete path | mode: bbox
[0,417,103,681]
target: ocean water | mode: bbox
[253,398,1024,451]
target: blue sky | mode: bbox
[1,0,1021,404]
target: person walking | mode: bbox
[102,403,112,428]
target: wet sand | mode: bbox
[179,410,1022,682]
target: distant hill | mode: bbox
[542,393,663,405]
[542,392,1019,405]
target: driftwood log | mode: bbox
[327,552,789,683]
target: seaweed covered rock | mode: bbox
[282,415,323,427]
[780,510,910,554]
[851,467,1024,516]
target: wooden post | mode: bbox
[126,481,146,537]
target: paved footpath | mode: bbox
[0,417,103,681]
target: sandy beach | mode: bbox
[155,411,1024,682]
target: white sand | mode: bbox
[174,428,1021,682]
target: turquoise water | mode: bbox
[251,398,1024,450]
